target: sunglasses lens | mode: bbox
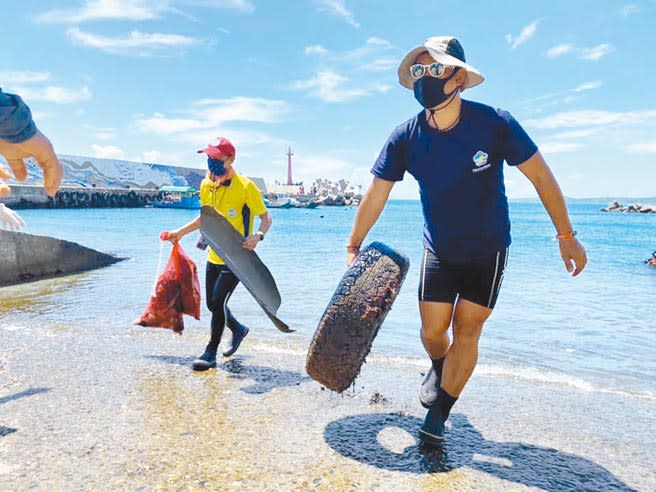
[428,62,444,77]
[410,64,425,80]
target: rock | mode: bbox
[0,230,125,286]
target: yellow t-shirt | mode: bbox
[199,173,267,265]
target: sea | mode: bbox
[1,200,655,490]
[3,200,654,401]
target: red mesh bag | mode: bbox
[134,241,201,334]
[176,244,201,320]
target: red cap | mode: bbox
[197,137,236,160]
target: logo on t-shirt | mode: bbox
[472,151,491,173]
[228,208,238,218]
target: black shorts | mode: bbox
[418,248,508,309]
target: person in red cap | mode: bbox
[346,36,587,446]
[164,137,271,370]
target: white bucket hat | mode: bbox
[398,36,484,90]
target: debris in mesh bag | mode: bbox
[134,237,201,334]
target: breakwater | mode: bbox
[0,229,124,286]
[0,184,163,209]
[601,200,656,213]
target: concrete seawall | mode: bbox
[0,185,163,209]
[0,230,125,286]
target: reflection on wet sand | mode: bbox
[0,273,94,312]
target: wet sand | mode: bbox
[1,320,650,491]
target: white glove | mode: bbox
[0,203,26,231]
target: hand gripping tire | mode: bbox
[306,242,409,392]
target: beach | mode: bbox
[2,315,649,491]
[1,202,654,491]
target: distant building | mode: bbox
[14,154,265,192]
[267,183,304,195]
[249,177,268,193]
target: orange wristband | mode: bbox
[346,244,360,252]
[555,230,577,240]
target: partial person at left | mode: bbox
[0,88,62,197]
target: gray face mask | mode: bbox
[413,68,459,109]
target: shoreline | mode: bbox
[1,320,650,491]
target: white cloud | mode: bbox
[628,141,656,153]
[503,172,539,199]
[315,0,359,28]
[182,0,254,13]
[191,97,290,123]
[369,58,397,72]
[0,71,51,84]
[342,37,393,62]
[38,0,254,23]
[30,111,53,121]
[143,150,164,162]
[505,20,538,49]
[290,70,387,103]
[92,144,125,159]
[304,44,327,55]
[580,43,614,61]
[302,37,394,66]
[95,128,117,140]
[38,0,162,23]
[619,4,639,16]
[551,128,601,139]
[547,43,614,62]
[294,155,349,175]
[520,82,602,111]
[545,44,573,58]
[135,97,292,135]
[539,142,584,153]
[136,113,203,134]
[524,109,656,129]
[366,37,390,47]
[573,81,602,92]
[67,28,200,56]
[12,85,92,104]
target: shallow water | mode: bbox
[1,201,654,490]
[1,322,649,491]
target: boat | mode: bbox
[264,196,293,209]
[292,199,321,209]
[152,186,200,209]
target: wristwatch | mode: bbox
[256,231,265,241]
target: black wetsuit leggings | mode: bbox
[206,263,240,350]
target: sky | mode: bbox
[1,0,655,199]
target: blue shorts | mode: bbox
[418,248,508,309]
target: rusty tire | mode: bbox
[306,242,409,392]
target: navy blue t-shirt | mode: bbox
[372,99,538,261]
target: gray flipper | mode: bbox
[200,206,293,333]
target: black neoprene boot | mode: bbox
[192,346,217,371]
[223,313,249,357]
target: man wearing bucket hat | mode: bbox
[164,137,271,370]
[346,36,587,446]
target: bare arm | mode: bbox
[243,212,272,250]
[346,177,395,264]
[517,151,587,276]
[166,216,201,243]
[0,130,63,197]
[257,212,272,236]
